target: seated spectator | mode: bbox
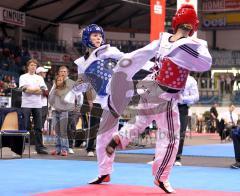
[231,127,240,169]
[8,55,21,74]
[0,80,4,96]
[1,48,11,70]
[219,104,238,140]
[2,75,16,95]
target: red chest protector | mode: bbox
[155,57,189,90]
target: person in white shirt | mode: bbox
[19,59,48,154]
[36,66,49,133]
[175,75,199,166]
[223,104,238,125]
[219,104,238,140]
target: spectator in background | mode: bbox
[3,36,13,48]
[57,65,75,154]
[191,113,198,132]
[1,75,16,95]
[0,36,3,48]
[45,69,54,87]
[235,73,240,90]
[225,74,232,94]
[7,53,16,72]
[2,75,11,94]
[19,59,48,154]
[0,80,4,96]
[231,127,240,169]
[231,74,235,94]
[220,74,225,96]
[6,75,17,95]
[36,66,49,133]
[219,104,238,140]
[175,75,199,166]
[210,102,219,133]
[49,75,70,156]
[14,55,25,75]
[22,47,30,57]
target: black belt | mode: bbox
[178,104,188,107]
[107,96,120,118]
[53,110,68,113]
[158,84,180,94]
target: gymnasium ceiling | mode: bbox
[0,0,178,35]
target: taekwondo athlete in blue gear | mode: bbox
[72,24,125,159]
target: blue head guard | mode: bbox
[81,24,105,48]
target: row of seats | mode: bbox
[198,92,240,105]
[198,96,219,105]
[232,91,240,104]
[22,39,66,53]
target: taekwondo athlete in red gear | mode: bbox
[105,4,212,194]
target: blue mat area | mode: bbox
[118,143,235,158]
[0,159,239,195]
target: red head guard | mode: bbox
[172,4,199,36]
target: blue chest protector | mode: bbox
[84,58,117,96]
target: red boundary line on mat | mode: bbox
[34,184,240,196]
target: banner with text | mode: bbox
[211,50,240,67]
[0,7,25,27]
[29,51,78,63]
[202,12,240,29]
[202,0,240,12]
[150,0,166,41]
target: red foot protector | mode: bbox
[35,184,240,196]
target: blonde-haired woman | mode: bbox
[49,75,69,156]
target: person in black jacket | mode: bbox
[231,127,240,169]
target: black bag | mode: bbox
[74,129,87,141]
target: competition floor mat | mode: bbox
[0,159,239,195]
[118,143,235,158]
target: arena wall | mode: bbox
[190,106,240,118]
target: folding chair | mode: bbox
[0,111,30,158]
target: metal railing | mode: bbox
[22,37,67,53]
